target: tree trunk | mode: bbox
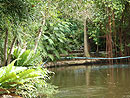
[106,7,109,58]
[119,11,125,57]
[108,15,113,58]
[108,12,113,63]
[7,36,17,65]
[3,29,8,66]
[106,8,113,63]
[34,13,46,53]
[34,28,42,53]
[112,10,117,57]
[119,26,123,57]
[84,18,90,57]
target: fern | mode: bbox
[0,60,46,91]
[12,48,42,66]
[4,60,16,75]
[12,48,21,59]
[0,60,57,97]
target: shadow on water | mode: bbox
[50,64,130,98]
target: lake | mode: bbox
[50,64,130,98]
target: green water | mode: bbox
[50,64,130,98]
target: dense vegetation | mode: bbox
[0,0,130,63]
[0,0,130,97]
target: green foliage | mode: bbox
[0,0,85,62]
[0,0,42,35]
[0,0,129,64]
[0,60,58,97]
[16,79,58,98]
[12,48,42,66]
[39,18,83,61]
[0,0,46,63]
[0,60,37,90]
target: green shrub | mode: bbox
[0,60,58,98]
[12,48,42,66]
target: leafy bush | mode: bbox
[12,48,42,66]
[0,60,58,97]
[16,79,58,98]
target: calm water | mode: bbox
[50,64,130,98]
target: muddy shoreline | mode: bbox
[44,59,130,68]
[45,59,107,68]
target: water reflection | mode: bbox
[50,64,130,98]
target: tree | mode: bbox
[0,0,45,65]
[86,0,130,59]
[84,18,90,57]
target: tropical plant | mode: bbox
[0,60,57,97]
[16,79,58,98]
[0,0,45,65]
[40,21,74,60]
[12,48,42,66]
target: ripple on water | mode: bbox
[54,85,108,98]
[51,64,130,98]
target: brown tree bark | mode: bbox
[106,8,113,63]
[108,13,113,64]
[3,29,8,66]
[112,10,117,57]
[84,18,90,57]
[34,28,42,53]
[108,15,113,58]
[119,11,125,57]
[34,13,46,53]
[119,26,123,57]
[7,36,17,65]
[123,3,129,59]
[106,34,108,58]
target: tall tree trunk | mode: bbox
[108,12,113,63]
[106,7,109,58]
[124,31,129,62]
[7,36,17,65]
[108,15,113,58]
[123,3,129,58]
[106,8,113,63]
[119,12,124,57]
[3,29,8,66]
[84,18,90,57]
[106,34,108,58]
[34,28,42,53]
[112,10,117,57]
[119,26,123,57]
[34,13,46,53]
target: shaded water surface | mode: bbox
[50,64,130,98]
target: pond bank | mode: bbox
[44,57,130,68]
[44,59,106,68]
